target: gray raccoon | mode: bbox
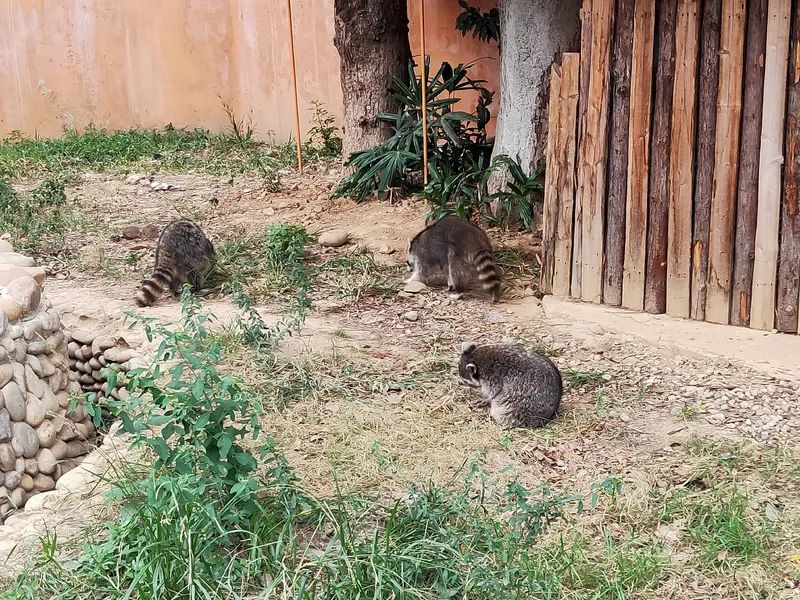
[135,220,216,307]
[405,216,501,302]
[458,342,562,429]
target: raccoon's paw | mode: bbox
[448,292,465,300]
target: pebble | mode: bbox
[0,299,22,322]
[121,226,142,240]
[0,410,10,443]
[318,229,349,247]
[403,311,419,322]
[12,422,39,457]
[2,383,25,421]
[402,281,428,294]
[69,330,97,345]
[486,312,505,324]
[0,365,12,388]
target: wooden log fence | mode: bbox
[542,0,800,334]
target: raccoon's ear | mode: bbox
[465,363,478,377]
[461,342,476,354]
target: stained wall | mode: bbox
[0,0,499,141]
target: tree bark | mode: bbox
[487,0,581,195]
[644,0,678,314]
[730,0,767,326]
[690,0,722,321]
[604,0,635,307]
[776,5,800,333]
[333,0,412,158]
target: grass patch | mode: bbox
[0,177,73,255]
[4,293,630,600]
[0,101,342,182]
[562,369,612,392]
[210,224,400,306]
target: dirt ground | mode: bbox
[16,167,800,597]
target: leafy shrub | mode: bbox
[333,56,494,202]
[421,154,544,230]
[455,0,500,44]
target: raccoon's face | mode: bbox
[459,342,480,387]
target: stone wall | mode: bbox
[0,243,96,523]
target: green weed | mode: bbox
[0,177,71,254]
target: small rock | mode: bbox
[0,443,14,470]
[24,394,46,427]
[9,487,26,508]
[0,298,22,322]
[26,354,43,378]
[22,320,41,341]
[69,329,97,345]
[25,340,45,355]
[20,473,34,493]
[141,224,159,239]
[319,229,349,247]
[378,245,395,255]
[402,280,428,294]
[0,410,10,442]
[403,311,419,322]
[486,312,506,324]
[24,457,38,476]
[0,252,35,267]
[264,207,276,216]
[103,347,134,363]
[0,365,12,388]
[4,470,21,491]
[37,448,57,475]
[2,383,25,421]
[125,173,147,185]
[49,439,68,461]
[35,420,56,448]
[31,473,55,493]
[12,422,39,458]
[0,240,12,253]
[121,225,142,240]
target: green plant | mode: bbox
[455,0,500,44]
[421,154,544,230]
[0,177,70,254]
[333,56,494,202]
[304,101,342,159]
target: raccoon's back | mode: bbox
[155,220,216,266]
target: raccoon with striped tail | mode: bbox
[458,342,562,429]
[135,220,217,307]
[405,216,501,302]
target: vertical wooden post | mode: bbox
[750,0,792,331]
[286,0,303,173]
[604,0,635,307]
[705,0,746,324]
[622,0,656,311]
[776,4,800,333]
[573,0,594,299]
[690,0,723,321]
[645,0,678,314]
[419,0,428,185]
[730,0,768,326]
[542,64,563,295]
[552,53,581,297]
[580,0,615,304]
[666,0,700,318]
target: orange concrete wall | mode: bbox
[0,0,499,142]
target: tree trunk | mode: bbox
[333,0,412,158]
[487,0,581,195]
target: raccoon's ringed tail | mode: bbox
[473,249,501,299]
[135,268,174,307]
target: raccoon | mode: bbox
[405,216,501,302]
[135,220,216,307]
[458,342,562,429]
